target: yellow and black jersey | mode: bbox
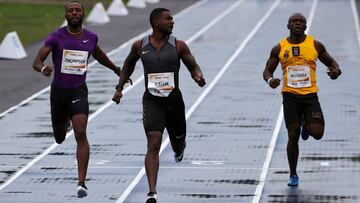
[278,35,318,95]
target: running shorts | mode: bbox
[282,92,324,128]
[142,88,186,138]
[50,83,89,125]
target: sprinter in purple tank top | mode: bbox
[32,1,127,198]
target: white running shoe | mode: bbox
[146,192,158,203]
[77,183,88,198]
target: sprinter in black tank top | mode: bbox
[112,8,205,203]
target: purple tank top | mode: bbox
[45,26,98,88]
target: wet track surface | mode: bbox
[0,0,360,202]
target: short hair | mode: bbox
[65,1,84,13]
[149,8,170,27]
[288,13,306,23]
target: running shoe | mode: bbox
[287,175,299,187]
[174,142,186,163]
[146,192,158,203]
[77,182,88,198]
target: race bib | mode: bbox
[147,72,175,97]
[61,49,88,75]
[287,66,311,88]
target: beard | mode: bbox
[67,17,83,28]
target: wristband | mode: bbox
[115,84,123,91]
[267,77,273,84]
[114,66,121,72]
[41,65,47,74]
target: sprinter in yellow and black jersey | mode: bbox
[263,13,341,187]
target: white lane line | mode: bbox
[115,0,280,202]
[305,0,318,34]
[351,0,360,47]
[251,108,283,203]
[0,0,208,119]
[251,1,317,203]
[0,0,208,191]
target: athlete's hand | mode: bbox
[327,67,341,80]
[114,67,121,77]
[126,78,133,85]
[112,90,123,104]
[42,66,53,77]
[194,76,206,87]
[268,78,281,89]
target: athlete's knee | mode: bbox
[53,126,67,144]
[146,132,162,153]
[287,123,301,143]
[54,135,65,144]
[74,127,87,143]
[307,123,324,140]
[310,130,324,140]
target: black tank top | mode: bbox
[141,35,180,94]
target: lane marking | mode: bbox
[351,0,360,47]
[115,0,281,202]
[251,1,318,202]
[0,0,208,191]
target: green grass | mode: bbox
[0,0,124,45]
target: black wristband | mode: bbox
[113,66,121,72]
[115,84,123,90]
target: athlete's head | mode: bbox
[65,1,85,28]
[150,8,174,35]
[287,13,307,35]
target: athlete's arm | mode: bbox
[33,46,53,77]
[263,44,281,89]
[314,40,342,80]
[92,45,122,76]
[177,40,205,87]
[112,40,141,104]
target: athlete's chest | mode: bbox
[56,35,95,53]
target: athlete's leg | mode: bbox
[69,84,90,185]
[303,95,325,140]
[283,93,302,177]
[286,123,301,176]
[71,114,89,184]
[305,123,324,140]
[142,92,166,194]
[165,95,186,158]
[50,85,70,144]
[145,131,163,193]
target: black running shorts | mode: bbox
[50,83,89,125]
[142,89,186,138]
[282,92,325,128]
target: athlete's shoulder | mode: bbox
[168,35,177,46]
[306,34,315,40]
[278,36,289,44]
[83,28,97,37]
[174,37,186,48]
[48,26,66,37]
[45,27,66,45]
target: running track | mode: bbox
[0,0,359,202]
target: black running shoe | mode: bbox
[301,121,310,141]
[146,192,158,203]
[77,182,88,198]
